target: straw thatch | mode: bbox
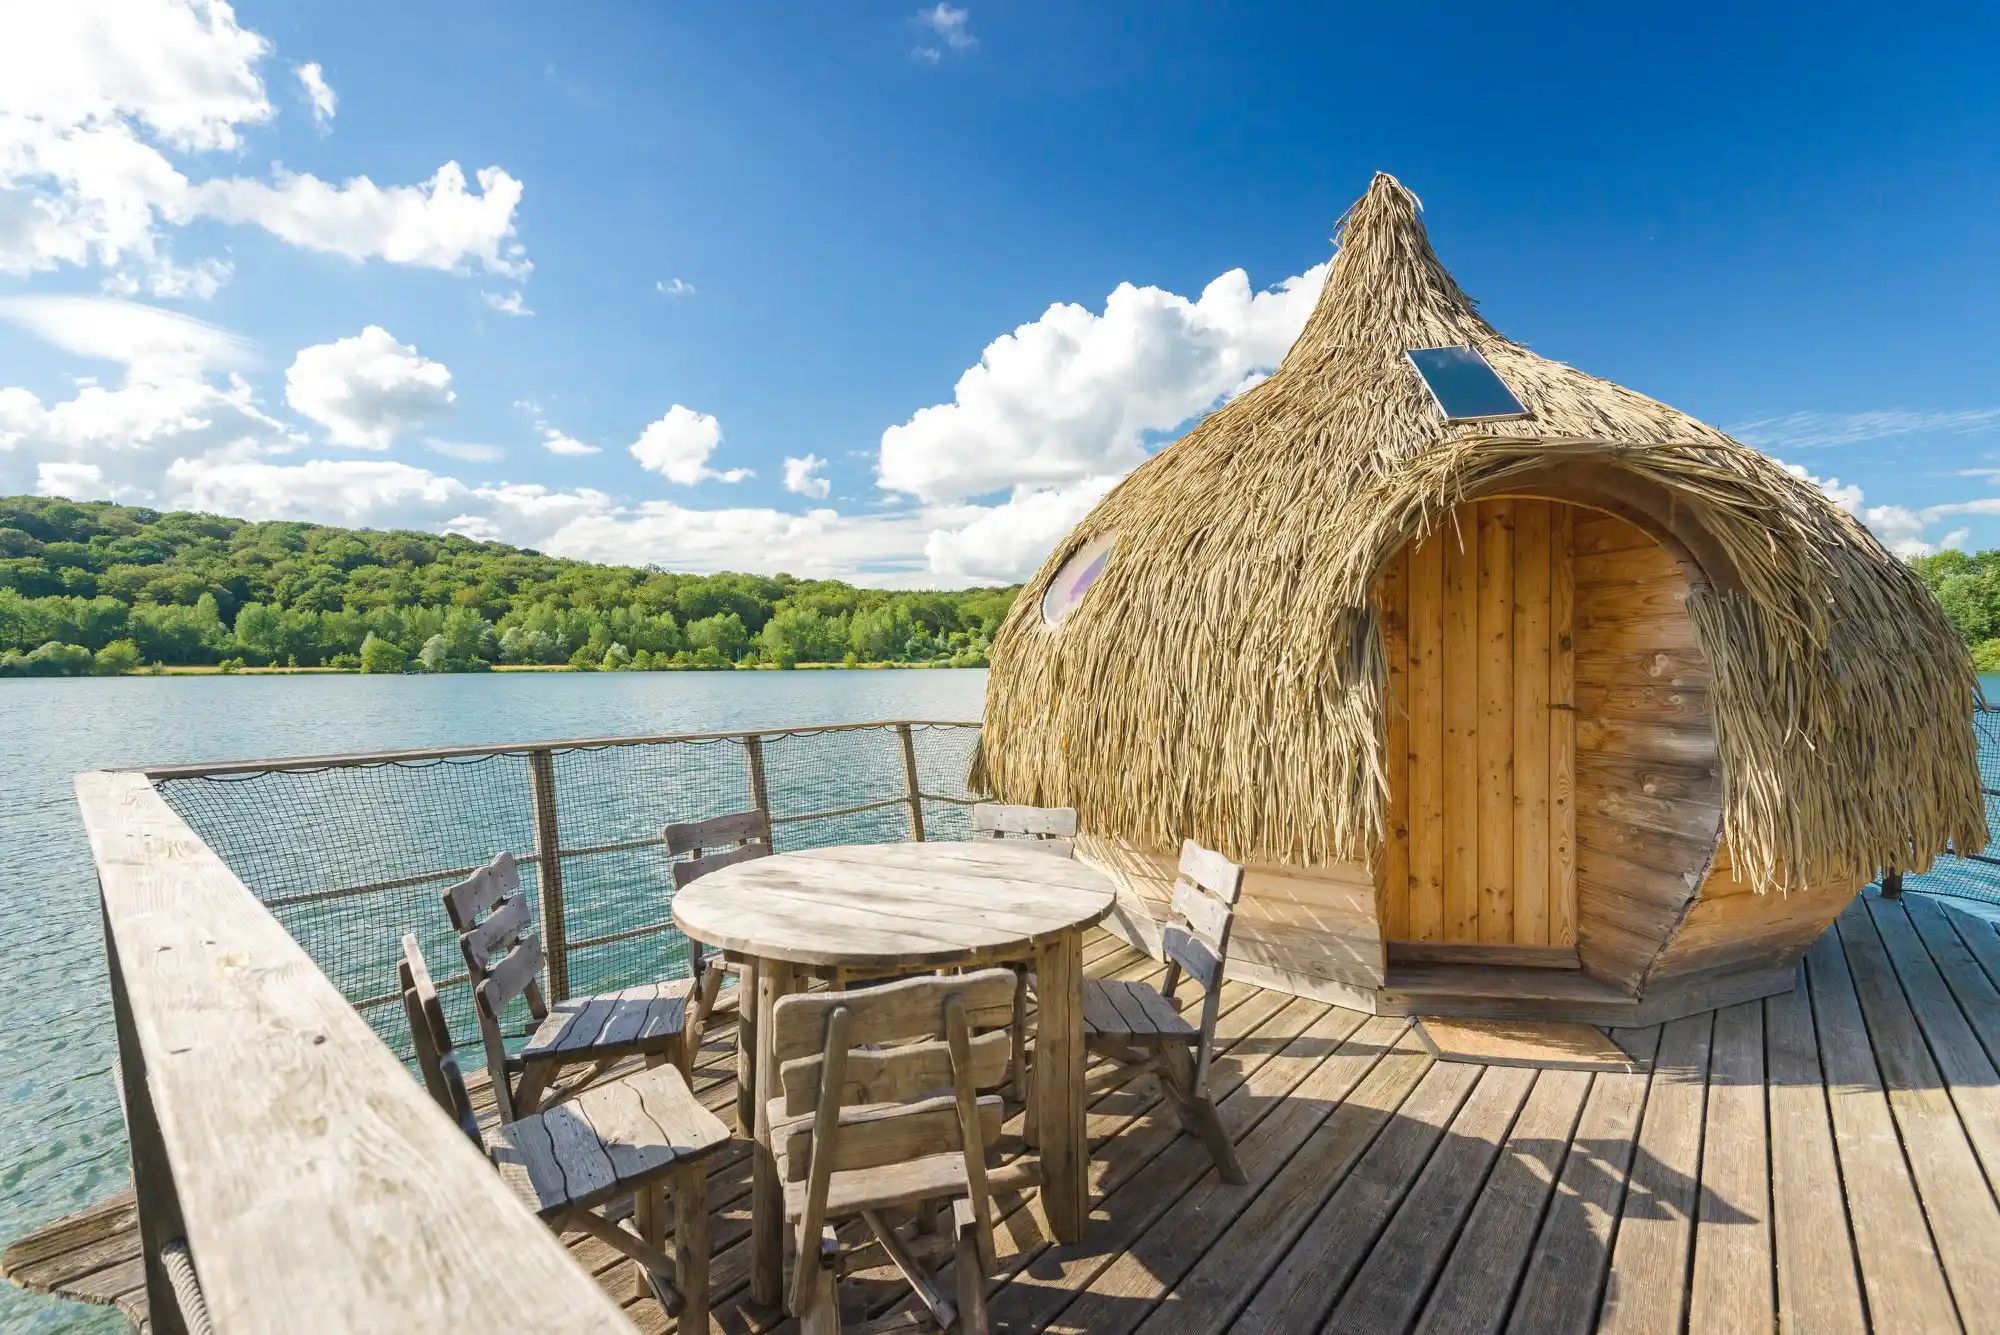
[979,172,1985,893]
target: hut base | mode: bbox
[1083,832,1853,1028]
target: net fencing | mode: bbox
[151,721,981,1060]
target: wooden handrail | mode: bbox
[77,770,636,1333]
[133,718,981,780]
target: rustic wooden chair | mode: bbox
[971,802,1079,1102]
[397,935,729,1324]
[443,851,698,1123]
[971,801,1078,855]
[764,970,1022,1334]
[664,808,773,1037]
[1078,839,1246,1183]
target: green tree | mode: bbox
[686,611,749,661]
[93,639,143,674]
[358,632,407,674]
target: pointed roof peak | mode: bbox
[1290,172,1493,362]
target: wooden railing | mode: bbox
[78,770,637,1333]
[79,719,980,1332]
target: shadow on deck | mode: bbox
[15,890,2000,1333]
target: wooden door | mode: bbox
[1377,498,1577,956]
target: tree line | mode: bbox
[1912,550,2000,674]
[0,496,1015,676]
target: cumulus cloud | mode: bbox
[0,295,254,381]
[923,477,1120,583]
[284,326,455,449]
[482,289,532,316]
[656,277,694,297]
[540,428,599,457]
[424,438,502,463]
[0,0,529,293]
[294,61,335,130]
[912,3,975,61]
[1776,458,1973,558]
[783,453,830,499]
[879,262,1328,504]
[630,405,751,485]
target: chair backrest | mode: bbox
[971,802,1078,857]
[663,808,773,889]
[1161,840,1243,1086]
[664,809,772,980]
[443,853,547,1119]
[397,934,481,1147]
[770,970,1015,1185]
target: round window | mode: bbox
[1041,532,1115,628]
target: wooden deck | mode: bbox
[17,890,2000,1333]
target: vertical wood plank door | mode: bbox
[1378,499,1579,950]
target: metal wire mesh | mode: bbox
[1895,708,2000,905]
[152,721,982,1059]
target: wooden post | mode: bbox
[102,896,190,1335]
[897,722,926,842]
[526,748,569,1002]
[750,959,798,1307]
[1033,929,1087,1243]
[1881,866,1904,899]
[744,732,770,823]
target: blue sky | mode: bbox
[2,0,1997,583]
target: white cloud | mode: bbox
[166,455,473,525]
[878,261,1329,503]
[537,501,936,581]
[0,295,254,381]
[482,289,532,316]
[923,477,1119,582]
[656,277,694,296]
[912,3,975,60]
[630,405,751,485]
[425,438,502,463]
[284,325,455,449]
[187,163,530,278]
[1730,409,2000,451]
[783,454,831,499]
[294,61,335,130]
[1777,458,1975,558]
[541,428,599,456]
[0,2,528,291]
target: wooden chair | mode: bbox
[664,808,773,1037]
[1078,839,1247,1183]
[397,935,729,1324]
[971,802,1079,1103]
[765,970,1024,1334]
[971,801,1078,855]
[443,852,697,1123]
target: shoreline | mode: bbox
[98,660,984,677]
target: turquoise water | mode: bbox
[0,670,986,1333]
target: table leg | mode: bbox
[736,957,759,1136]
[1033,929,1087,1243]
[675,1162,710,1333]
[751,957,797,1308]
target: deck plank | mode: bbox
[1806,926,1962,1335]
[1687,999,1773,1335]
[1764,964,1868,1335]
[1324,1064,1537,1334]
[1503,1025,1661,1335]
[1837,902,2000,1333]
[1597,1012,1714,1334]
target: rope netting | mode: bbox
[152,722,981,1059]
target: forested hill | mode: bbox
[0,495,1016,674]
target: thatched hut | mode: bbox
[978,172,1986,1024]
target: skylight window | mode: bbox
[1406,346,1532,424]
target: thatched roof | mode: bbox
[979,172,1985,893]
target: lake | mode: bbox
[0,669,986,1334]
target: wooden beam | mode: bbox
[1476,499,1515,946]
[527,748,569,1003]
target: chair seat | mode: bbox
[1081,978,1195,1043]
[520,978,698,1065]
[490,1061,729,1218]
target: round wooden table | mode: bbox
[673,840,1116,1306]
